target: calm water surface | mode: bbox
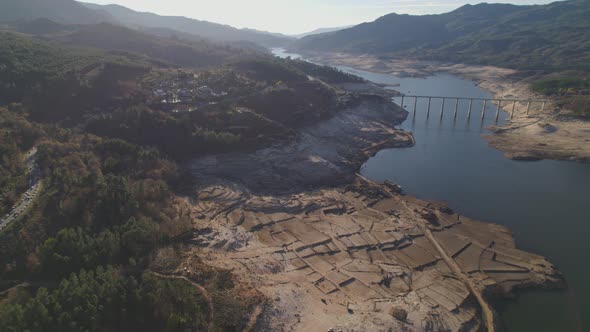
[273,49,589,332]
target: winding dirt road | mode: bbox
[402,202,496,332]
[149,272,215,332]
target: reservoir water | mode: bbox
[273,49,590,331]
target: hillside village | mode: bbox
[148,72,229,113]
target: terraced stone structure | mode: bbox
[188,178,561,331]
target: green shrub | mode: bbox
[390,307,408,321]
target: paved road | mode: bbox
[0,147,41,231]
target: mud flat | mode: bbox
[300,52,590,163]
[183,92,562,331]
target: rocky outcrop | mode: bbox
[189,95,413,194]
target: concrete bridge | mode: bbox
[396,95,550,121]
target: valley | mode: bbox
[0,0,589,331]
[295,51,590,163]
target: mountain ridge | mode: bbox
[293,26,354,38]
[80,2,293,47]
[0,0,113,25]
[0,0,293,48]
[58,22,250,67]
[293,0,590,72]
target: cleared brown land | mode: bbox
[170,93,563,331]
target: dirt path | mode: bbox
[422,225,496,332]
[149,272,215,332]
[243,304,264,332]
[401,202,496,332]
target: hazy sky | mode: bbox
[82,0,560,35]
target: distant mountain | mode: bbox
[294,3,527,54]
[0,0,112,25]
[0,0,293,48]
[293,0,590,71]
[80,2,294,47]
[12,17,76,35]
[56,23,251,67]
[293,26,354,38]
[141,26,271,54]
[0,17,253,68]
[242,28,292,40]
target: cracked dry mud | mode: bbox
[188,179,561,332]
[184,96,563,331]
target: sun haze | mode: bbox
[81,0,559,34]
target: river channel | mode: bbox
[273,48,589,332]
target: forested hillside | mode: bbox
[0,109,43,216]
[0,111,256,331]
[0,0,111,25]
[294,0,590,116]
[294,0,590,71]
[0,18,363,330]
[0,0,292,48]
[81,2,293,47]
[0,31,151,122]
[59,23,249,67]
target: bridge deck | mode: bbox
[399,95,549,103]
[396,95,548,120]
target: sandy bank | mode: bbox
[174,90,564,331]
[302,52,590,163]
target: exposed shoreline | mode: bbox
[300,51,590,164]
[182,91,563,331]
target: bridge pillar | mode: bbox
[495,100,502,122]
[406,95,538,121]
[526,101,531,115]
